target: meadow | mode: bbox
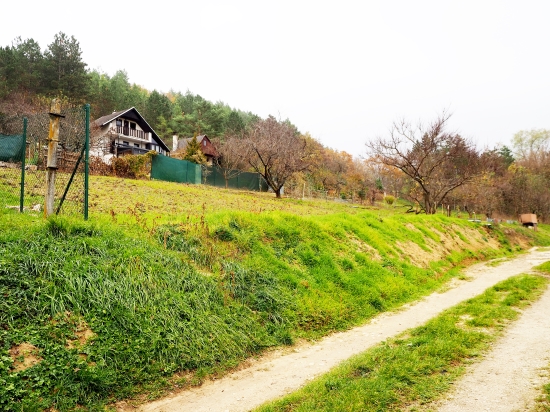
[0,175,548,411]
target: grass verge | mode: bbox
[255,274,548,412]
[534,262,550,412]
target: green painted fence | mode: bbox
[151,155,268,192]
[151,155,201,184]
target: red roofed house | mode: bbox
[172,135,219,165]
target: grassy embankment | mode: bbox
[254,275,549,412]
[0,175,549,411]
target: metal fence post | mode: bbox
[19,117,28,213]
[84,104,90,220]
[45,99,62,216]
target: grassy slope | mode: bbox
[0,176,549,411]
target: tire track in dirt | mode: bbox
[429,282,550,412]
[130,248,550,412]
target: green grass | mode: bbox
[535,261,550,274]
[0,175,549,410]
[534,261,550,411]
[538,378,550,412]
[255,275,549,412]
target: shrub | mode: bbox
[384,195,395,205]
[111,151,157,179]
[88,156,111,176]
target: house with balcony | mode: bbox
[91,107,170,161]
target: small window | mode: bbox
[116,119,122,127]
[203,140,206,146]
[134,143,139,148]
[122,141,129,146]
[130,122,136,130]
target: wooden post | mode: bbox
[45,99,62,216]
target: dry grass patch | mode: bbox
[397,225,502,268]
[63,314,96,350]
[395,241,435,268]
[348,235,382,261]
[9,342,42,373]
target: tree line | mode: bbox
[1,33,549,220]
[0,32,261,144]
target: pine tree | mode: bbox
[42,32,89,101]
[183,135,207,164]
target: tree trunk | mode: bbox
[275,188,282,198]
[423,192,435,214]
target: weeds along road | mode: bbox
[132,248,550,412]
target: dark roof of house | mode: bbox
[93,107,170,153]
[175,135,219,157]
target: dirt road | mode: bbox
[133,248,550,412]
[430,281,550,412]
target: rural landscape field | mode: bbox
[1,175,550,411]
[2,21,550,412]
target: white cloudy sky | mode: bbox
[2,0,549,156]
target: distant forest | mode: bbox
[0,32,265,145]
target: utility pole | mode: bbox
[45,99,63,216]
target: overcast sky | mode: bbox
[3,0,549,156]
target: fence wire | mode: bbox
[0,105,88,217]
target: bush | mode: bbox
[111,151,157,179]
[384,195,395,205]
[88,156,112,176]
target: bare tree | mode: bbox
[243,116,312,198]
[366,112,480,214]
[213,135,246,188]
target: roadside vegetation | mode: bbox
[255,275,549,412]
[1,176,549,411]
[3,29,550,412]
[534,261,550,412]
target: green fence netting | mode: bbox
[0,133,25,162]
[204,165,269,191]
[150,156,268,192]
[151,155,201,184]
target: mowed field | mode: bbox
[0,175,548,411]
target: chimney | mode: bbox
[172,134,178,152]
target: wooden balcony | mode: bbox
[115,126,147,140]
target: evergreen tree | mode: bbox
[42,32,89,101]
[156,115,174,148]
[110,70,133,110]
[0,37,43,97]
[145,90,172,130]
[225,110,246,135]
[88,70,114,117]
[182,136,207,164]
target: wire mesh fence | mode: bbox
[0,104,89,217]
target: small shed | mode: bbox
[519,214,538,230]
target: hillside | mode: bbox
[0,176,548,411]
